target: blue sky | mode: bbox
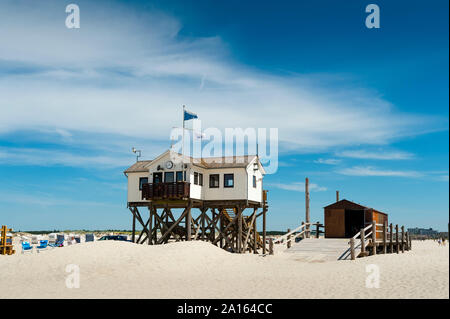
[0,0,448,231]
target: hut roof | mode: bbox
[324,199,387,215]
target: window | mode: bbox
[224,174,234,188]
[194,172,199,185]
[253,175,257,188]
[199,173,203,186]
[139,177,148,190]
[153,173,162,184]
[164,172,174,183]
[176,171,183,182]
[209,174,219,188]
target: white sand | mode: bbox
[0,240,447,299]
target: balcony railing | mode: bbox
[141,182,190,200]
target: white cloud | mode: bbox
[337,166,422,178]
[268,182,327,192]
[0,147,131,169]
[336,150,415,160]
[314,158,341,165]
[0,0,444,162]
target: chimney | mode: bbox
[336,190,339,202]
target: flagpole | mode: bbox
[182,105,185,182]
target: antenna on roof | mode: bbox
[132,147,141,162]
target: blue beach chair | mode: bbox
[49,239,64,248]
[21,241,33,254]
[36,240,48,253]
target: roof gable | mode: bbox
[324,199,369,210]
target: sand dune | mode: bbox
[0,240,447,299]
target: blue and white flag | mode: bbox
[184,109,198,121]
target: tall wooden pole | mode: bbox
[336,191,339,202]
[305,177,310,238]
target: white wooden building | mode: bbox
[124,150,265,205]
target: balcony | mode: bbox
[142,182,190,200]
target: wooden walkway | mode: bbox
[285,238,352,261]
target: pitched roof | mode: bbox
[124,150,263,173]
[124,160,152,173]
[324,199,369,210]
[192,155,257,169]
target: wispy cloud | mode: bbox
[0,147,131,169]
[336,150,415,160]
[314,158,341,165]
[268,182,327,192]
[337,166,422,178]
[0,0,444,159]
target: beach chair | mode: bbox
[36,240,48,253]
[21,241,33,254]
[49,237,64,248]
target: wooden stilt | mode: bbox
[269,238,274,255]
[389,223,394,253]
[401,226,405,253]
[382,221,387,254]
[253,211,257,254]
[372,220,377,255]
[287,228,291,249]
[395,224,399,254]
[360,228,366,256]
[132,207,136,243]
[263,206,267,254]
[350,238,355,260]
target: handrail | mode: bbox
[351,223,372,240]
[273,222,324,244]
[273,223,307,244]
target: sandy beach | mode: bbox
[0,239,448,299]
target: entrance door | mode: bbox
[344,210,364,237]
[153,172,163,184]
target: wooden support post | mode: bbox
[186,204,192,241]
[360,228,366,256]
[372,220,377,255]
[148,206,153,245]
[350,238,355,260]
[401,226,405,253]
[253,214,257,254]
[201,208,206,241]
[395,224,399,254]
[237,207,243,253]
[263,207,267,254]
[132,207,136,243]
[211,209,216,242]
[382,221,387,254]
[389,223,394,254]
[305,177,310,238]
[405,232,409,251]
[287,228,291,249]
[316,222,320,239]
[269,238,274,255]
[301,221,305,239]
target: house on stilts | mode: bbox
[124,150,269,254]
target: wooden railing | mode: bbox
[141,182,190,200]
[348,221,411,260]
[268,222,324,254]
